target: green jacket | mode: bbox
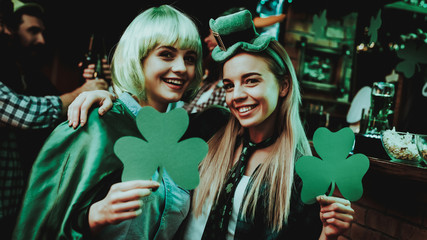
[13,96,192,240]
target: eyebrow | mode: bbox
[28,26,43,34]
[156,46,197,56]
[157,46,177,52]
[223,72,261,81]
[186,50,197,56]
[242,72,261,78]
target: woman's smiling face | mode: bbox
[222,52,288,133]
[142,45,197,112]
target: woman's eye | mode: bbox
[222,82,234,91]
[245,78,259,86]
[159,51,174,59]
[184,55,196,64]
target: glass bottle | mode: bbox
[79,33,95,83]
[366,82,395,134]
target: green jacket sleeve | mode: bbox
[13,102,139,240]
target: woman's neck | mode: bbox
[247,129,274,144]
[247,109,278,143]
[132,95,168,113]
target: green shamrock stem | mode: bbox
[328,180,335,196]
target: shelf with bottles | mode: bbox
[296,38,353,103]
[286,29,356,46]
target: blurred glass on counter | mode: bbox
[304,103,330,140]
[416,134,427,165]
[366,82,395,134]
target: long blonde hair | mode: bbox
[194,41,311,232]
[111,5,203,101]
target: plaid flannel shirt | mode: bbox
[0,81,62,219]
[0,81,62,129]
[183,81,227,114]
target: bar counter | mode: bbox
[368,156,427,184]
[309,142,427,239]
[309,139,427,183]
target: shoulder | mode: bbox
[184,106,230,141]
[84,101,135,131]
[43,101,135,150]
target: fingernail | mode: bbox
[151,183,160,192]
[99,108,105,115]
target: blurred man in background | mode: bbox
[0,1,108,238]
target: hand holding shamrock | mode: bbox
[296,127,369,239]
[88,107,208,234]
[317,195,354,240]
[88,180,160,234]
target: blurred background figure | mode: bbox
[0,1,108,239]
[6,0,109,171]
[8,0,110,96]
[12,0,45,63]
[251,0,287,40]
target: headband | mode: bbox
[209,9,285,70]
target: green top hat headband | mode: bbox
[209,9,285,70]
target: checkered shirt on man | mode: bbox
[0,81,62,219]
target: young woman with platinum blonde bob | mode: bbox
[14,5,204,239]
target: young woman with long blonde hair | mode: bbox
[182,10,354,240]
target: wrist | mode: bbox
[88,201,105,235]
[319,228,338,240]
[59,85,86,114]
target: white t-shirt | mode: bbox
[227,175,250,240]
[182,176,251,240]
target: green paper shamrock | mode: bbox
[295,127,369,204]
[396,42,427,78]
[312,9,327,39]
[368,9,382,44]
[114,106,208,190]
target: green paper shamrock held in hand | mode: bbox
[114,106,208,190]
[295,127,369,204]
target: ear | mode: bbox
[279,77,290,98]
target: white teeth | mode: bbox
[164,79,184,85]
[238,106,255,113]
